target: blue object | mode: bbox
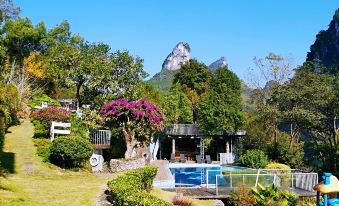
[316,173,339,206]
[169,165,247,187]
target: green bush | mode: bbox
[252,184,297,206]
[229,186,257,206]
[267,133,304,168]
[33,139,51,162]
[265,163,291,170]
[107,166,171,206]
[49,136,93,168]
[28,94,61,108]
[238,149,268,169]
[31,120,49,138]
[70,117,88,138]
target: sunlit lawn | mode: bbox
[0,121,112,206]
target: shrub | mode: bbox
[49,136,93,168]
[238,149,268,169]
[252,184,297,206]
[107,166,171,206]
[172,197,193,206]
[297,197,316,206]
[31,106,72,122]
[33,139,51,162]
[31,120,49,138]
[70,117,88,138]
[229,186,257,206]
[265,163,291,171]
[28,94,61,108]
[267,133,304,168]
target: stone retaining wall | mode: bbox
[109,158,145,173]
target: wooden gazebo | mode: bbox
[164,124,246,162]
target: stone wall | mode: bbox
[109,158,145,173]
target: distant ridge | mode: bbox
[147,42,253,103]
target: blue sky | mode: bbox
[17,0,338,81]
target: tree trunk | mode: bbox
[76,83,82,106]
[273,125,278,144]
[7,58,16,84]
[18,65,25,97]
[125,142,134,159]
[122,126,136,159]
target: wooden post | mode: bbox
[226,138,230,153]
[172,138,176,155]
[230,137,233,153]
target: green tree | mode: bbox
[161,83,193,125]
[0,0,20,23]
[46,40,114,105]
[0,17,47,98]
[248,53,293,144]
[198,67,244,134]
[173,59,212,122]
[111,50,147,100]
[271,62,338,173]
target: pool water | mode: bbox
[169,165,247,187]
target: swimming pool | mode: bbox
[169,164,248,187]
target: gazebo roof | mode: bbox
[165,124,201,136]
[164,124,246,137]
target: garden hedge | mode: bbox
[49,135,93,168]
[107,166,172,206]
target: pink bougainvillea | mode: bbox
[100,98,163,130]
[100,98,164,159]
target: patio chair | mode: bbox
[195,155,203,163]
[205,155,212,164]
[179,154,186,163]
[170,153,176,163]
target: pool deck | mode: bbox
[151,160,175,188]
[163,187,316,199]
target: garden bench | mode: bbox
[50,121,71,141]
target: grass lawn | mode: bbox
[0,120,113,206]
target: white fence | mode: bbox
[50,121,71,141]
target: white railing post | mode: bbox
[255,169,261,188]
[230,174,233,188]
[216,175,219,196]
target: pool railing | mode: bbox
[212,171,318,196]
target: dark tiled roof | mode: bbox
[164,124,246,137]
[164,124,202,136]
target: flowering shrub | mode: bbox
[31,106,72,122]
[100,98,163,130]
[100,98,163,159]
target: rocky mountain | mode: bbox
[162,42,190,71]
[209,57,228,72]
[148,42,252,97]
[306,9,339,74]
